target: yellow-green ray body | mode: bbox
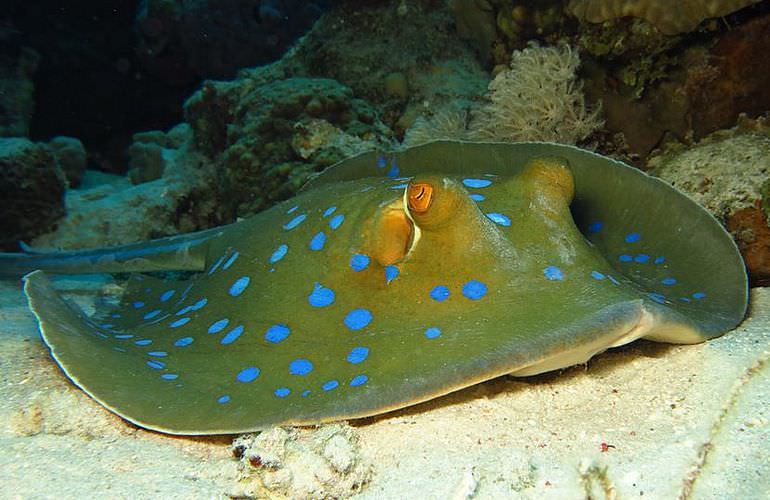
[12,141,747,434]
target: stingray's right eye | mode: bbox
[407,183,434,214]
[405,177,463,230]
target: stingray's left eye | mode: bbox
[407,183,433,214]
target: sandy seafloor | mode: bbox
[1,275,768,499]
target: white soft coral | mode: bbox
[471,43,603,144]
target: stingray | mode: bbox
[1,141,748,435]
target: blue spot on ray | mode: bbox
[588,221,603,233]
[161,374,179,380]
[174,337,194,347]
[462,280,488,300]
[350,375,368,387]
[469,193,485,202]
[591,271,605,280]
[134,339,152,346]
[323,206,337,217]
[463,178,492,188]
[430,285,450,302]
[344,309,373,330]
[220,325,245,345]
[265,324,291,343]
[654,256,666,264]
[208,255,225,275]
[217,395,231,404]
[322,380,339,391]
[625,232,641,243]
[543,266,564,281]
[143,309,161,320]
[302,390,311,397]
[160,290,175,302]
[148,351,167,357]
[376,156,387,168]
[347,346,369,364]
[661,278,677,286]
[133,301,145,309]
[635,254,650,263]
[178,297,208,314]
[287,205,298,214]
[289,359,314,376]
[114,334,134,340]
[310,231,326,251]
[222,251,239,270]
[170,317,190,328]
[425,327,441,339]
[229,276,250,297]
[693,292,707,299]
[270,244,288,264]
[236,366,260,383]
[329,214,345,230]
[308,283,335,307]
[486,213,511,227]
[619,254,633,262]
[147,360,165,370]
[350,254,370,272]
[208,318,229,334]
[284,214,307,230]
[275,387,291,398]
[648,292,666,304]
[385,265,399,283]
[390,183,409,190]
[387,159,399,178]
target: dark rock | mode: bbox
[0,138,66,250]
[47,136,87,187]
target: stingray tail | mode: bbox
[0,228,223,278]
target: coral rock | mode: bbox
[232,424,371,498]
[0,138,66,250]
[185,76,389,217]
[567,0,763,34]
[47,136,87,187]
[649,125,770,283]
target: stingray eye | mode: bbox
[407,183,433,214]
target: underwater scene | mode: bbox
[1,0,769,498]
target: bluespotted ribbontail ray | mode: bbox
[3,141,748,435]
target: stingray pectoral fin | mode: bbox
[506,299,649,377]
[0,228,224,278]
[508,301,707,378]
[24,271,202,433]
[24,271,150,424]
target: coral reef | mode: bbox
[648,117,770,283]
[403,105,474,146]
[184,76,390,217]
[127,124,191,184]
[470,43,603,144]
[567,0,763,34]
[453,0,498,64]
[0,138,66,250]
[31,127,218,250]
[580,6,770,159]
[230,424,371,498]
[292,0,488,133]
[687,13,770,138]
